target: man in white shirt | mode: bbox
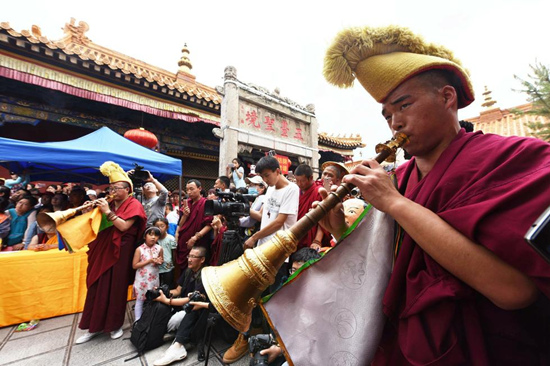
[244,156,299,249]
[224,156,299,365]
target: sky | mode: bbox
[3,0,549,158]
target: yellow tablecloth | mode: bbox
[0,248,88,327]
[0,248,135,327]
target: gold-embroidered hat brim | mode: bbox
[356,52,474,108]
[323,25,475,109]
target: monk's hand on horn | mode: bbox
[95,198,110,213]
[345,159,400,213]
[314,187,347,241]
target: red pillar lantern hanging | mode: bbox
[124,127,158,149]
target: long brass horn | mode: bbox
[202,133,409,332]
[36,208,79,232]
[36,194,115,231]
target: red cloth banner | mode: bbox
[274,154,291,174]
[0,66,219,125]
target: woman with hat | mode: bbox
[239,175,268,234]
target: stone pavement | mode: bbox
[0,301,250,366]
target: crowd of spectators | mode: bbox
[1,160,362,366]
[0,161,352,260]
[0,180,117,252]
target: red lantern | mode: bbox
[124,128,158,149]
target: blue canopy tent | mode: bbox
[0,127,182,184]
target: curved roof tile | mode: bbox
[0,20,221,105]
[318,132,365,149]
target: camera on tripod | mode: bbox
[248,334,277,366]
[204,190,256,219]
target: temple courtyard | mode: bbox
[0,301,250,366]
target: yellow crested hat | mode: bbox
[99,161,133,190]
[323,25,475,109]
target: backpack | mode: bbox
[126,300,172,360]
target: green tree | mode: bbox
[514,62,550,141]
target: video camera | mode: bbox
[127,163,150,185]
[248,334,277,366]
[204,190,257,219]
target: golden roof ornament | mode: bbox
[178,43,193,73]
[177,43,196,82]
[61,18,90,45]
[481,86,497,109]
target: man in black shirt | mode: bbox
[153,246,206,364]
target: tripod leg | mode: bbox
[201,313,218,365]
[199,325,209,363]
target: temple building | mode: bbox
[216,66,365,176]
[0,19,363,187]
[0,19,222,189]
[466,87,549,140]
[318,132,365,163]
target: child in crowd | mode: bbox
[153,217,177,289]
[132,226,163,320]
[27,206,59,251]
[25,205,54,250]
[164,203,179,236]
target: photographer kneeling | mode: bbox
[152,246,206,365]
[152,246,238,365]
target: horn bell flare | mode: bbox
[36,209,78,231]
[202,230,297,333]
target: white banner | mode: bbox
[263,206,394,365]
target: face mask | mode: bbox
[248,187,258,195]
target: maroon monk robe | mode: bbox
[176,197,212,268]
[80,196,146,333]
[297,181,330,250]
[373,129,550,365]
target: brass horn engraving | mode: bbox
[202,230,299,332]
[203,264,251,331]
[237,251,272,291]
[240,230,298,290]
